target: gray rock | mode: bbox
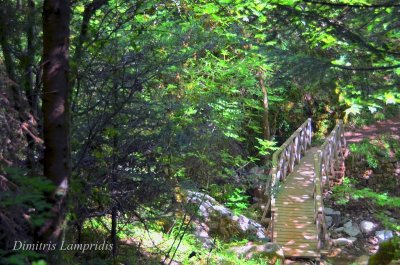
[230,245,254,256]
[326,216,333,227]
[384,210,392,216]
[325,208,341,216]
[325,207,335,215]
[193,221,213,248]
[187,190,267,240]
[238,215,250,232]
[256,230,266,239]
[344,221,353,228]
[375,230,393,243]
[344,223,361,237]
[359,221,377,234]
[334,227,345,232]
[230,243,284,260]
[333,237,357,246]
[340,217,350,226]
[213,205,231,216]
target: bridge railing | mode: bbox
[314,120,346,251]
[263,118,312,240]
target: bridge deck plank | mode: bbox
[273,147,320,258]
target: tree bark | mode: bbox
[24,0,37,172]
[257,71,270,141]
[0,3,22,110]
[110,131,118,257]
[37,0,71,246]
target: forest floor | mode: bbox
[344,116,400,143]
[321,117,400,265]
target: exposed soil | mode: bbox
[344,116,400,143]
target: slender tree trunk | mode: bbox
[110,127,118,257]
[111,206,117,257]
[24,0,37,172]
[257,71,270,141]
[37,0,71,247]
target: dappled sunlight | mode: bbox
[273,147,322,258]
[345,117,400,143]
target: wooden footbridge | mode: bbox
[261,118,347,261]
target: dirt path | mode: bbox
[344,116,400,143]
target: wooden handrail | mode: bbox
[263,118,312,241]
[313,120,346,252]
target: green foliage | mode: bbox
[332,177,356,205]
[255,138,278,156]
[375,213,400,232]
[3,0,400,263]
[349,136,398,168]
[224,188,250,215]
[352,188,400,209]
[332,177,400,231]
[1,167,54,227]
[333,176,400,209]
[0,250,45,265]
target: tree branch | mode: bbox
[303,0,400,8]
[277,4,389,58]
[331,63,400,71]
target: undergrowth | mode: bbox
[333,177,400,232]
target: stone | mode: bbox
[230,243,284,261]
[334,227,344,233]
[384,210,392,216]
[375,230,393,243]
[344,221,352,228]
[326,216,333,227]
[187,190,267,240]
[333,237,357,247]
[237,215,250,232]
[325,207,335,215]
[193,221,213,249]
[344,223,361,237]
[359,221,377,235]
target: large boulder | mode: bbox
[186,190,268,244]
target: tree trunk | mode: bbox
[257,71,270,141]
[111,206,117,257]
[110,124,118,257]
[37,0,71,246]
[0,3,23,111]
[24,0,37,172]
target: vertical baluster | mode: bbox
[283,148,289,178]
[337,126,343,159]
[281,153,286,181]
[329,139,335,177]
[289,138,296,171]
[296,135,301,163]
[278,155,283,181]
[334,130,339,161]
[341,120,346,150]
[310,119,312,147]
[324,149,330,190]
